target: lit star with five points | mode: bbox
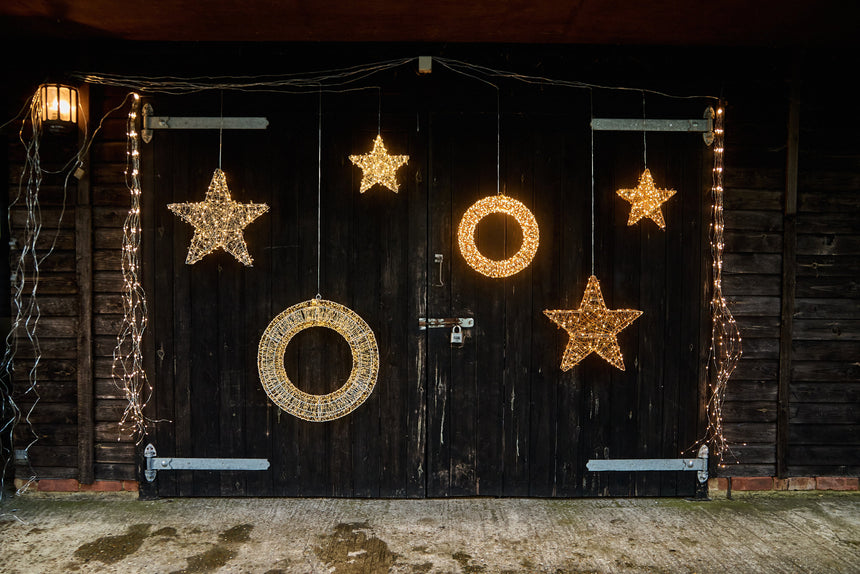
[616,168,676,229]
[544,275,643,371]
[168,168,269,266]
[349,134,409,193]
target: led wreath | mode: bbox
[457,194,539,278]
[257,298,379,422]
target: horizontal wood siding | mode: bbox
[721,79,787,476]
[788,72,860,477]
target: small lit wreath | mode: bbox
[457,194,540,278]
[257,298,379,422]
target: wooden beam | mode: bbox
[76,84,94,484]
[777,67,801,479]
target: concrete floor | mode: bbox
[1,492,859,573]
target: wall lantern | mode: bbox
[39,83,78,133]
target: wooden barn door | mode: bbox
[420,87,706,497]
[143,85,707,497]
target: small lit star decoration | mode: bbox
[616,168,676,229]
[168,169,269,266]
[458,195,540,278]
[349,134,409,193]
[544,275,642,371]
[258,298,379,422]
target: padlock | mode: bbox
[450,325,463,345]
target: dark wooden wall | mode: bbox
[7,87,137,482]
[721,55,860,477]
[4,46,858,491]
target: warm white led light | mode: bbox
[349,135,409,193]
[168,169,269,266]
[458,194,539,278]
[616,168,676,229]
[544,275,642,371]
[258,298,379,422]
[112,94,150,441]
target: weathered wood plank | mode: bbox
[723,422,777,443]
[93,271,124,292]
[796,277,860,298]
[93,463,136,480]
[797,234,860,256]
[796,212,858,234]
[92,250,122,271]
[724,253,781,274]
[791,341,860,362]
[736,316,781,338]
[723,401,778,423]
[406,103,429,499]
[716,463,777,478]
[726,380,778,402]
[789,424,860,445]
[724,231,783,253]
[790,382,860,403]
[794,298,859,319]
[723,210,782,232]
[725,296,780,317]
[777,78,799,479]
[794,319,860,340]
[791,361,860,382]
[790,403,860,424]
[94,442,135,463]
[788,445,860,466]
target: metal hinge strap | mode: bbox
[143,443,270,482]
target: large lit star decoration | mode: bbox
[349,135,409,193]
[616,168,676,229]
[168,168,269,266]
[544,275,642,371]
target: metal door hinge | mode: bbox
[143,443,270,482]
[141,104,269,143]
[591,108,716,145]
[587,444,710,484]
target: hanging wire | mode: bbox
[72,58,416,95]
[317,88,322,298]
[589,89,595,275]
[496,87,501,196]
[642,90,647,168]
[1,89,134,498]
[377,87,381,136]
[219,90,224,169]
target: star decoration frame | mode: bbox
[544,275,642,371]
[616,168,676,229]
[257,298,379,422]
[458,194,540,278]
[349,134,409,193]
[168,168,269,266]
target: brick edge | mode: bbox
[14,479,139,493]
[709,476,859,492]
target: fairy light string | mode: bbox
[1,90,46,498]
[703,105,742,464]
[1,87,128,496]
[111,93,153,442]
